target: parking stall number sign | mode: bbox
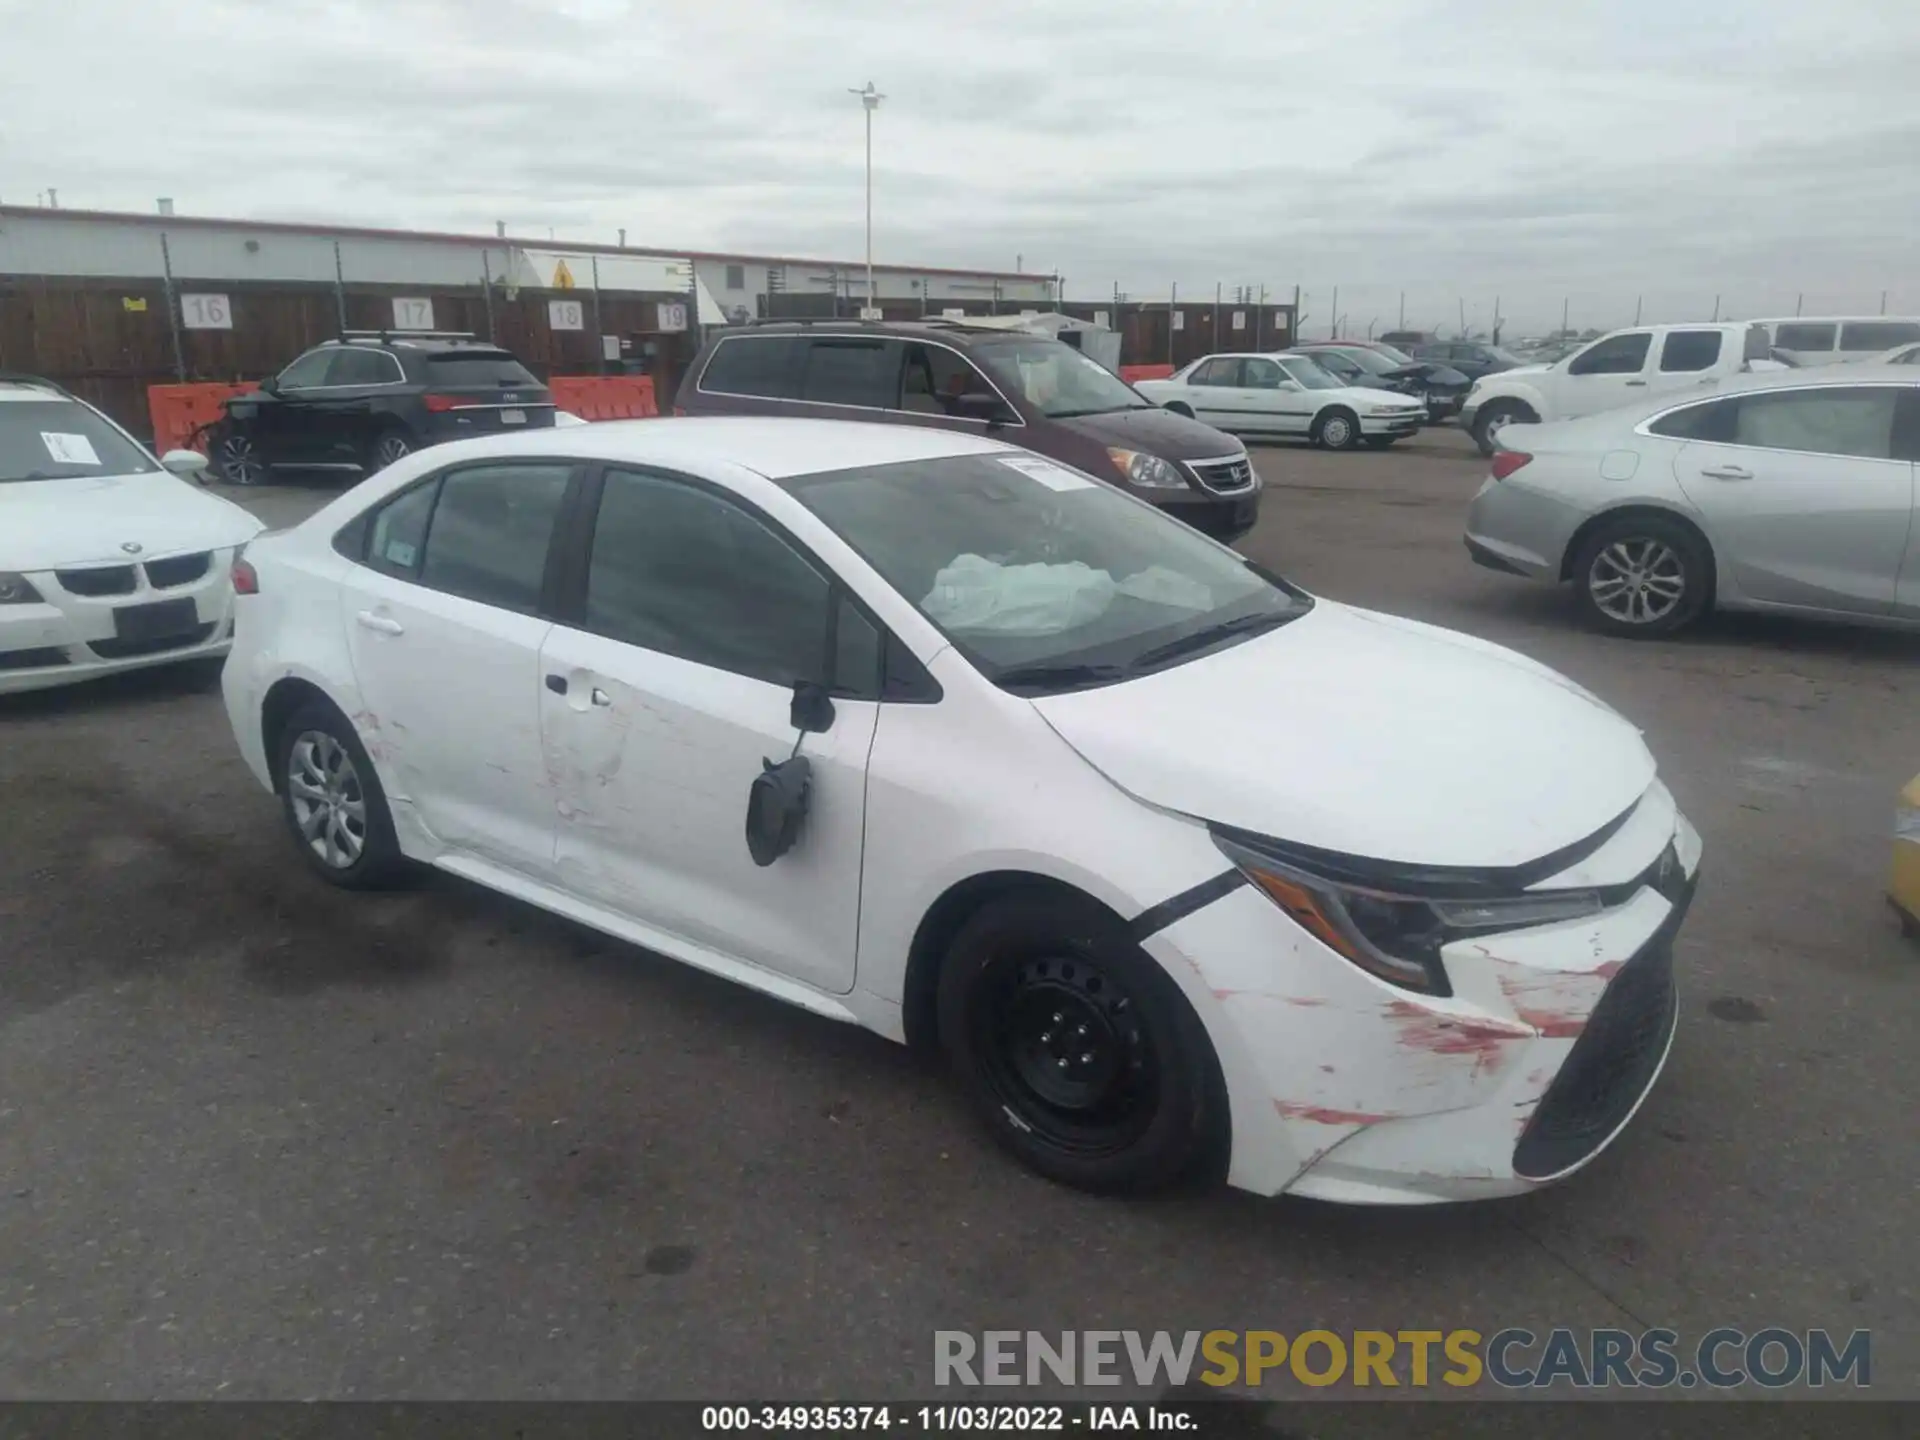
[392,297,435,330]
[180,294,232,330]
[657,302,688,333]
[1232,311,1246,330]
[549,299,586,331]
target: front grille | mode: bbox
[1512,933,1681,1181]
[0,646,69,672]
[144,552,212,588]
[55,565,137,597]
[87,623,218,661]
[1189,457,1256,494]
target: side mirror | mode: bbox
[1278,380,1302,392]
[950,392,1011,427]
[256,376,280,396]
[160,449,210,478]
[790,680,836,734]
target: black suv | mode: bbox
[209,332,555,486]
[678,321,1260,538]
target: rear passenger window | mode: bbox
[1567,333,1651,376]
[366,482,439,578]
[1773,323,1836,352]
[1648,398,1736,442]
[698,336,802,398]
[799,340,902,408]
[1659,331,1722,373]
[1840,322,1920,352]
[1733,387,1898,460]
[1189,358,1240,386]
[416,464,572,611]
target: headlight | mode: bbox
[1107,448,1190,490]
[1215,834,1604,996]
[0,572,44,605]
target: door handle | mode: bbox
[545,674,568,695]
[591,687,612,708]
[1699,464,1753,481]
[1624,380,1648,387]
[355,610,404,636]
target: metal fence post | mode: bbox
[158,231,186,381]
[1168,282,1177,364]
[591,255,606,375]
[333,241,348,336]
[481,250,496,342]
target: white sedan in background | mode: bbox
[1466,366,1920,636]
[1133,352,1427,450]
[222,416,1698,1204]
[1,376,263,694]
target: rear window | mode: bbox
[423,352,541,387]
[1773,323,1836,351]
[699,335,803,398]
[1839,322,1920,352]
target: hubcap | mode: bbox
[374,436,411,468]
[1323,416,1352,447]
[1483,413,1512,446]
[218,437,262,485]
[975,951,1159,1156]
[286,730,368,869]
[1589,538,1686,624]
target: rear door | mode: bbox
[338,459,578,872]
[1670,384,1914,614]
[1559,330,1655,418]
[537,465,878,994]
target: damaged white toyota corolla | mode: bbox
[222,416,1700,1203]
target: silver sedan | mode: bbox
[1464,367,1920,636]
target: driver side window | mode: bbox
[1241,358,1285,389]
[277,349,336,389]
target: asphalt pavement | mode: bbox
[2,429,1915,1410]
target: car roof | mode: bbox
[413,415,1020,480]
[0,377,74,402]
[712,320,1025,345]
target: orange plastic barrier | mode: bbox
[1120,364,1175,383]
[548,374,658,421]
[147,382,258,455]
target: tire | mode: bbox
[1472,401,1536,457]
[211,427,267,486]
[364,427,416,474]
[1312,407,1362,450]
[935,890,1227,1194]
[1571,514,1713,637]
[274,702,405,888]
[1363,436,1397,449]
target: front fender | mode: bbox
[1473,379,1550,419]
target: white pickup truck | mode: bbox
[1461,322,1784,455]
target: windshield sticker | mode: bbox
[998,455,1095,492]
[41,432,101,466]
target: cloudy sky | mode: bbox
[3,0,1916,334]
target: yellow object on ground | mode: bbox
[1891,773,1920,938]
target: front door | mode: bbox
[1560,330,1655,419]
[1674,385,1915,615]
[338,459,577,871]
[539,466,877,995]
[254,349,337,465]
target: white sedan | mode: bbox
[1,377,264,695]
[222,417,1699,1203]
[1133,352,1427,449]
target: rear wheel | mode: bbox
[1571,514,1712,637]
[1313,407,1362,450]
[212,428,266,486]
[275,702,405,888]
[936,890,1226,1194]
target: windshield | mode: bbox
[1276,358,1345,390]
[1370,344,1416,365]
[1326,348,1397,376]
[973,338,1151,418]
[1486,346,1524,365]
[0,398,156,483]
[783,452,1310,693]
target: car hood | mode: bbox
[1056,405,1244,460]
[1495,362,1554,380]
[0,471,264,570]
[1029,600,1655,868]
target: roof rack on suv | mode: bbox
[333,329,480,345]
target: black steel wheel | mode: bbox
[937,890,1226,1193]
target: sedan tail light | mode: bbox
[1489,451,1533,480]
[232,557,259,595]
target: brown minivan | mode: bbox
[677,321,1262,538]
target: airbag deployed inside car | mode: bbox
[922,554,1211,635]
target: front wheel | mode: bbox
[936,891,1227,1194]
[1472,402,1536,457]
[212,428,267,486]
[1571,515,1712,637]
[1313,407,1363,450]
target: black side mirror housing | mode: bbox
[256,376,280,396]
[790,680,836,734]
[950,392,1011,427]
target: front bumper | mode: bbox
[1150,472,1263,539]
[1360,411,1426,437]
[1143,783,1702,1203]
[0,548,241,695]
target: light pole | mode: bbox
[849,82,885,316]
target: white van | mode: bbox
[1747,316,1920,367]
